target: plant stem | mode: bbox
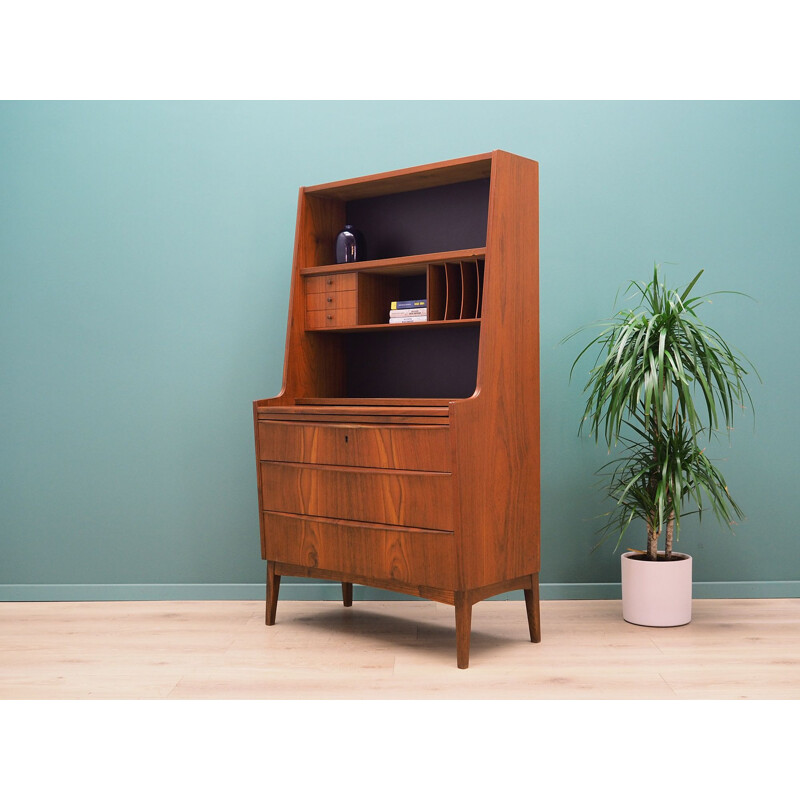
[647,519,659,560]
[647,436,659,559]
[665,511,675,560]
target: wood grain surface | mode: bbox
[263,513,457,587]
[257,421,451,471]
[260,462,453,530]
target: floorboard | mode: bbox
[1,599,798,699]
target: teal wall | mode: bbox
[2,101,798,600]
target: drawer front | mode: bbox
[306,307,357,329]
[260,462,453,531]
[258,422,451,471]
[262,511,457,588]
[306,273,357,294]
[306,289,357,312]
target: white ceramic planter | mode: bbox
[621,551,692,627]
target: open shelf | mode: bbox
[342,325,480,399]
[307,318,480,333]
[303,153,493,201]
[300,248,486,278]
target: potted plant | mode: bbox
[567,264,757,626]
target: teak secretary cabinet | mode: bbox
[253,151,540,668]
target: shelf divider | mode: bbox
[427,264,446,321]
[460,260,479,319]
[444,263,462,320]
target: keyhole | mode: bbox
[344,435,349,443]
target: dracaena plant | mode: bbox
[567,264,757,560]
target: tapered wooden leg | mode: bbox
[524,572,542,643]
[454,591,473,669]
[265,561,281,626]
[342,582,353,607]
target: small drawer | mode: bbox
[306,273,357,294]
[306,289,356,312]
[306,307,357,329]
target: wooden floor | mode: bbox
[1,598,798,699]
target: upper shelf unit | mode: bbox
[280,153,513,399]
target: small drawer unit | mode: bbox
[305,272,358,329]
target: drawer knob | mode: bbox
[327,296,333,303]
[327,314,333,320]
[326,279,333,285]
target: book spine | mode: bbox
[390,299,427,310]
[389,315,428,324]
[389,308,427,318]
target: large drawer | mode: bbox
[262,511,457,588]
[260,462,453,531]
[257,421,451,471]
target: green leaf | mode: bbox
[679,270,704,304]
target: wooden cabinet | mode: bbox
[253,151,541,667]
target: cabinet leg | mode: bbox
[265,561,281,626]
[524,572,542,643]
[342,582,353,607]
[454,592,473,669]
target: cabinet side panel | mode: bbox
[452,152,540,587]
[254,401,267,559]
[276,191,347,402]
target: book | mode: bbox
[390,299,427,310]
[389,308,427,318]
[389,314,428,324]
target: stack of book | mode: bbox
[389,299,427,324]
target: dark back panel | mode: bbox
[346,179,490,259]
[343,327,480,398]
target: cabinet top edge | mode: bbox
[301,150,537,201]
